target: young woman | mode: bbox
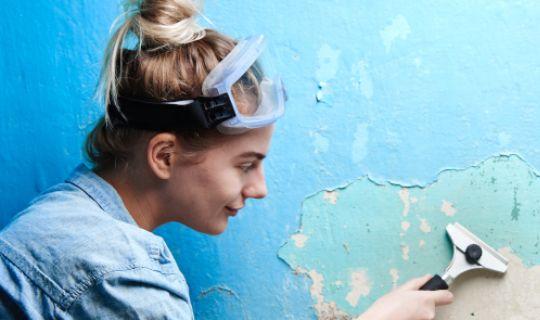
[0,0,452,319]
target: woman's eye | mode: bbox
[239,163,255,172]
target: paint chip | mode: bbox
[345,270,371,307]
[398,188,410,217]
[291,233,309,248]
[324,191,339,204]
[441,200,457,216]
[401,220,411,232]
[401,244,410,261]
[389,268,400,288]
[419,218,432,233]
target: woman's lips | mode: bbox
[225,206,242,216]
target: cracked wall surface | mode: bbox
[279,155,540,319]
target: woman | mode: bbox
[0,0,452,319]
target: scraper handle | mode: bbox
[419,274,449,291]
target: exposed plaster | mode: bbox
[441,200,457,217]
[436,248,540,319]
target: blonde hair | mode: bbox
[86,0,239,170]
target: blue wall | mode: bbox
[1,1,540,319]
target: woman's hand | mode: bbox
[356,275,453,320]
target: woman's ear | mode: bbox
[146,133,180,179]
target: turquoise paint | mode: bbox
[1,1,540,319]
[279,155,540,316]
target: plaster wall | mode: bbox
[1,1,540,319]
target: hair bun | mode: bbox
[133,0,206,49]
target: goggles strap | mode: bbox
[108,94,235,131]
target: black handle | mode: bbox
[419,274,449,291]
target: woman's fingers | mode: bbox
[397,274,433,291]
[429,290,454,306]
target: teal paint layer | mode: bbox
[279,155,540,317]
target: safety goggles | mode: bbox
[109,35,286,134]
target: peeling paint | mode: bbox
[401,244,410,261]
[401,220,411,232]
[324,190,339,205]
[279,155,540,317]
[398,188,410,217]
[419,218,431,233]
[345,270,371,307]
[291,233,309,248]
[389,269,399,288]
[441,200,457,217]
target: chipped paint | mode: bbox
[389,269,399,288]
[279,155,540,317]
[419,218,431,233]
[398,188,410,217]
[291,233,309,248]
[324,190,339,205]
[401,221,411,232]
[441,200,457,217]
[345,270,371,307]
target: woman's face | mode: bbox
[165,125,274,234]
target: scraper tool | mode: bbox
[420,222,509,291]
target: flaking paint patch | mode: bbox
[345,270,371,307]
[306,269,351,320]
[291,233,309,248]
[316,44,341,82]
[441,200,457,216]
[398,188,410,217]
[401,220,411,232]
[389,269,399,288]
[380,15,411,52]
[419,218,431,233]
[324,190,339,205]
[278,155,540,317]
[315,44,340,105]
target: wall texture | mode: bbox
[1,1,539,319]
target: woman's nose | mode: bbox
[243,167,268,199]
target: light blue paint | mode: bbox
[1,1,540,319]
[380,15,411,52]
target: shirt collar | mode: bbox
[65,164,137,226]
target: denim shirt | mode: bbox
[0,164,194,319]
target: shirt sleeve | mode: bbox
[66,266,194,319]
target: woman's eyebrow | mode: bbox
[238,151,266,160]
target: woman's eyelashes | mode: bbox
[238,162,257,173]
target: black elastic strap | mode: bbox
[108,94,235,131]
